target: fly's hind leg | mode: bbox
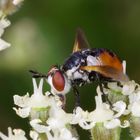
[99,83,113,108]
[96,74,113,107]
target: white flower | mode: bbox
[113,101,126,118]
[0,0,24,15]
[30,107,72,131]
[127,82,140,117]
[13,106,31,118]
[104,80,140,119]
[13,79,59,118]
[120,120,130,128]
[0,38,10,50]
[89,95,114,123]
[104,119,129,129]
[46,128,78,140]
[71,107,95,130]
[47,108,72,130]
[129,91,140,105]
[13,0,24,5]
[110,101,129,128]
[13,78,76,139]
[0,127,27,140]
[88,87,114,124]
[91,89,129,129]
[131,101,140,117]
[104,119,121,129]
[102,99,129,129]
[106,82,122,93]
[122,80,136,95]
[135,137,140,140]
[0,19,11,36]
[71,93,114,130]
[105,80,137,96]
[88,94,127,129]
[30,119,78,140]
[30,119,49,133]
[72,87,129,130]
[30,131,39,140]
[0,18,11,51]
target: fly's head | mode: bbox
[47,66,71,95]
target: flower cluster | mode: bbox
[0,0,24,15]
[0,127,27,140]
[1,79,140,140]
[0,15,11,51]
[0,0,24,51]
[0,1,140,140]
[0,77,140,140]
[1,78,140,140]
[71,81,140,140]
[13,79,78,140]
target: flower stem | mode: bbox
[91,123,121,140]
[39,133,48,140]
[30,107,50,123]
[130,116,140,138]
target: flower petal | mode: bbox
[0,38,10,51]
[0,127,27,140]
[13,0,24,5]
[135,137,140,140]
[30,119,49,133]
[104,119,120,129]
[120,120,130,128]
[30,130,39,140]
[131,101,140,117]
[89,95,114,123]
[122,81,136,95]
[59,128,78,140]
[79,119,95,130]
[113,101,126,118]
[13,93,30,107]
[0,19,11,30]
[13,107,30,118]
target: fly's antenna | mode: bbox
[29,70,48,78]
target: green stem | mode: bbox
[130,116,140,138]
[91,123,121,140]
[39,133,48,140]
[30,107,50,123]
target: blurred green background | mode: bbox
[1,0,140,139]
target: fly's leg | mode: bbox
[96,74,112,108]
[117,81,123,87]
[72,86,80,107]
[29,70,47,78]
[58,94,66,110]
[99,83,112,107]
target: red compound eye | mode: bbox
[52,71,65,92]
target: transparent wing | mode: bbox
[73,28,90,53]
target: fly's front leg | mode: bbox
[29,70,47,78]
[58,94,66,110]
